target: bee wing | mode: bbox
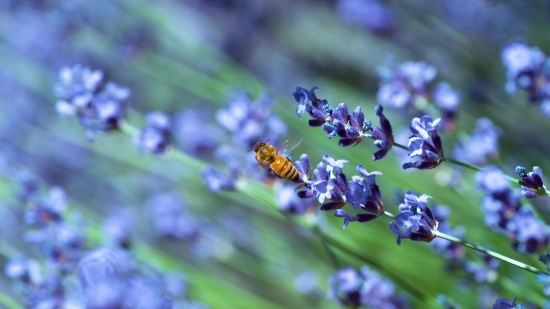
[279,139,303,160]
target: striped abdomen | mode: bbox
[270,155,300,182]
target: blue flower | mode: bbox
[492,297,519,309]
[293,86,331,127]
[303,155,349,211]
[515,166,546,199]
[403,115,444,170]
[201,166,236,193]
[370,104,394,161]
[135,111,171,154]
[507,208,549,254]
[389,191,438,245]
[453,118,501,166]
[54,65,130,140]
[276,183,315,214]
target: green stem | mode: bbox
[380,211,547,276]
[435,231,547,276]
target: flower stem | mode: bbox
[435,231,547,275]
[380,211,547,275]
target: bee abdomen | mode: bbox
[273,156,300,182]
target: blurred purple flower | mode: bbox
[276,183,315,214]
[453,118,501,166]
[493,297,519,309]
[102,208,134,249]
[501,41,550,118]
[389,191,438,245]
[515,166,546,199]
[328,266,409,308]
[202,166,237,193]
[173,109,223,157]
[507,208,549,254]
[403,115,444,170]
[335,0,396,34]
[135,111,171,154]
[429,205,465,260]
[377,60,436,109]
[433,82,461,131]
[54,65,130,140]
[464,251,500,283]
[146,193,202,242]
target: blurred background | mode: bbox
[0,0,550,308]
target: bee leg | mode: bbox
[295,182,306,190]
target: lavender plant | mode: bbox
[4,3,550,308]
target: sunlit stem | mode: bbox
[379,211,547,275]
[435,231,548,276]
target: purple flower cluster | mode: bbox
[453,118,501,166]
[297,155,349,210]
[376,59,461,120]
[203,92,288,192]
[501,41,550,118]
[5,181,85,308]
[429,205,465,260]
[294,87,368,146]
[389,191,439,245]
[403,115,445,170]
[135,111,172,155]
[146,192,202,243]
[54,65,130,140]
[334,164,384,228]
[78,246,190,308]
[476,167,550,254]
[515,166,547,199]
[335,0,396,34]
[327,266,409,309]
[464,251,500,283]
[275,183,316,214]
[493,297,519,309]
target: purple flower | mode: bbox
[403,115,444,170]
[515,166,546,199]
[322,103,367,146]
[453,118,501,166]
[377,60,437,109]
[507,208,549,254]
[433,82,461,131]
[493,297,519,309]
[293,153,311,184]
[389,191,438,245]
[217,92,287,148]
[293,86,331,127]
[173,109,223,157]
[146,193,202,242]
[464,251,500,283]
[135,111,171,154]
[501,41,550,118]
[328,266,409,308]
[54,65,130,140]
[335,0,396,34]
[202,166,237,193]
[102,208,134,248]
[276,183,315,214]
[476,167,521,230]
[370,104,394,161]
[429,205,465,260]
[308,155,350,211]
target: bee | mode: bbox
[250,140,302,183]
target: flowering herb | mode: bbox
[389,191,439,245]
[403,115,444,170]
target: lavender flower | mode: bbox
[305,155,349,211]
[433,82,461,131]
[333,165,384,229]
[54,65,130,140]
[493,297,519,309]
[276,183,315,214]
[293,86,329,125]
[173,109,223,157]
[135,111,171,154]
[389,191,439,245]
[146,193,201,242]
[429,205,465,260]
[216,92,286,148]
[322,103,366,146]
[476,167,521,229]
[369,104,394,161]
[377,60,436,109]
[464,251,500,283]
[501,41,550,118]
[202,166,237,193]
[328,266,409,308]
[403,115,444,170]
[453,118,501,166]
[507,208,549,254]
[102,208,134,248]
[515,166,546,199]
[335,0,397,34]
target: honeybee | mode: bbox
[250,140,302,183]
